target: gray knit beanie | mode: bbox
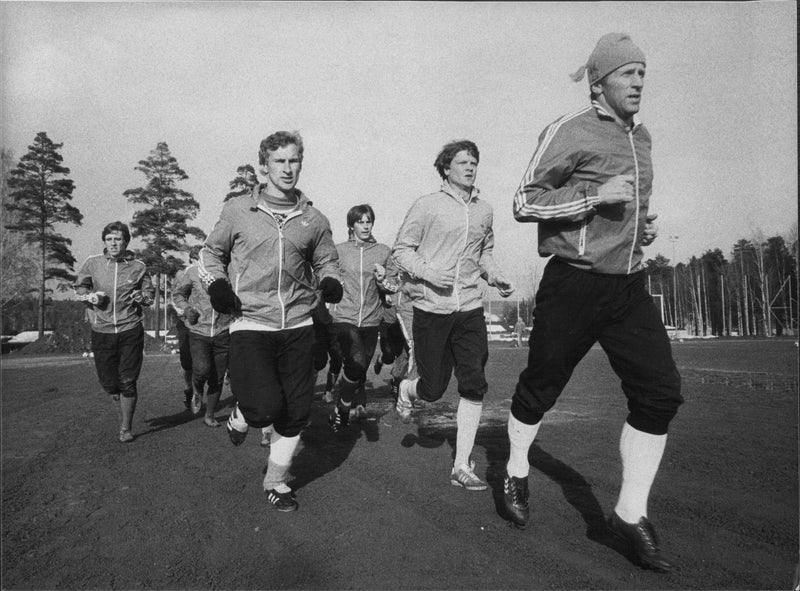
[570,33,646,85]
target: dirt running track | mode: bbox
[2,339,798,589]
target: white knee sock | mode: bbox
[263,432,300,493]
[506,411,541,478]
[454,398,483,468]
[614,422,667,523]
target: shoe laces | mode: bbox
[504,475,528,506]
[635,519,659,550]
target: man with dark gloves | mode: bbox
[200,130,341,512]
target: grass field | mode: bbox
[1,337,798,590]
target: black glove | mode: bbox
[319,277,343,304]
[208,279,240,314]
[184,307,200,325]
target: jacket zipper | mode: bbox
[112,260,119,333]
[266,208,304,330]
[578,220,587,256]
[358,244,364,327]
[626,129,641,274]
[455,199,470,311]
[277,227,286,329]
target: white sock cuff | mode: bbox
[508,412,541,439]
[620,422,667,454]
[269,433,300,466]
[506,411,541,479]
[263,460,291,491]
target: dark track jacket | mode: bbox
[73,251,154,334]
[513,101,653,275]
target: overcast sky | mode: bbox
[2,1,797,297]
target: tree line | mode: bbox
[2,132,797,340]
[643,236,797,337]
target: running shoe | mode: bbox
[226,404,249,446]
[502,471,530,527]
[329,404,350,433]
[450,458,488,491]
[265,488,298,512]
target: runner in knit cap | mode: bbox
[501,33,682,573]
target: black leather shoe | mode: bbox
[502,471,529,528]
[607,513,674,572]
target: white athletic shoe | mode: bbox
[226,404,249,446]
[450,458,488,491]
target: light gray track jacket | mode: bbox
[73,251,154,334]
[199,187,340,330]
[331,237,391,328]
[172,263,232,337]
[392,182,504,314]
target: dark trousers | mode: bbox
[412,306,488,403]
[176,319,192,372]
[379,318,406,365]
[228,327,315,437]
[512,258,683,435]
[91,324,144,398]
[311,305,341,373]
[332,323,379,384]
[188,330,230,397]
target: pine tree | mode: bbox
[5,133,83,337]
[1,148,39,326]
[224,164,258,202]
[123,142,205,339]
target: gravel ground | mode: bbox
[1,338,797,590]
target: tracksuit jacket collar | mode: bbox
[591,99,643,132]
[103,249,136,263]
[439,181,480,204]
[245,184,310,213]
[349,236,377,247]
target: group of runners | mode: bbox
[74,32,682,573]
